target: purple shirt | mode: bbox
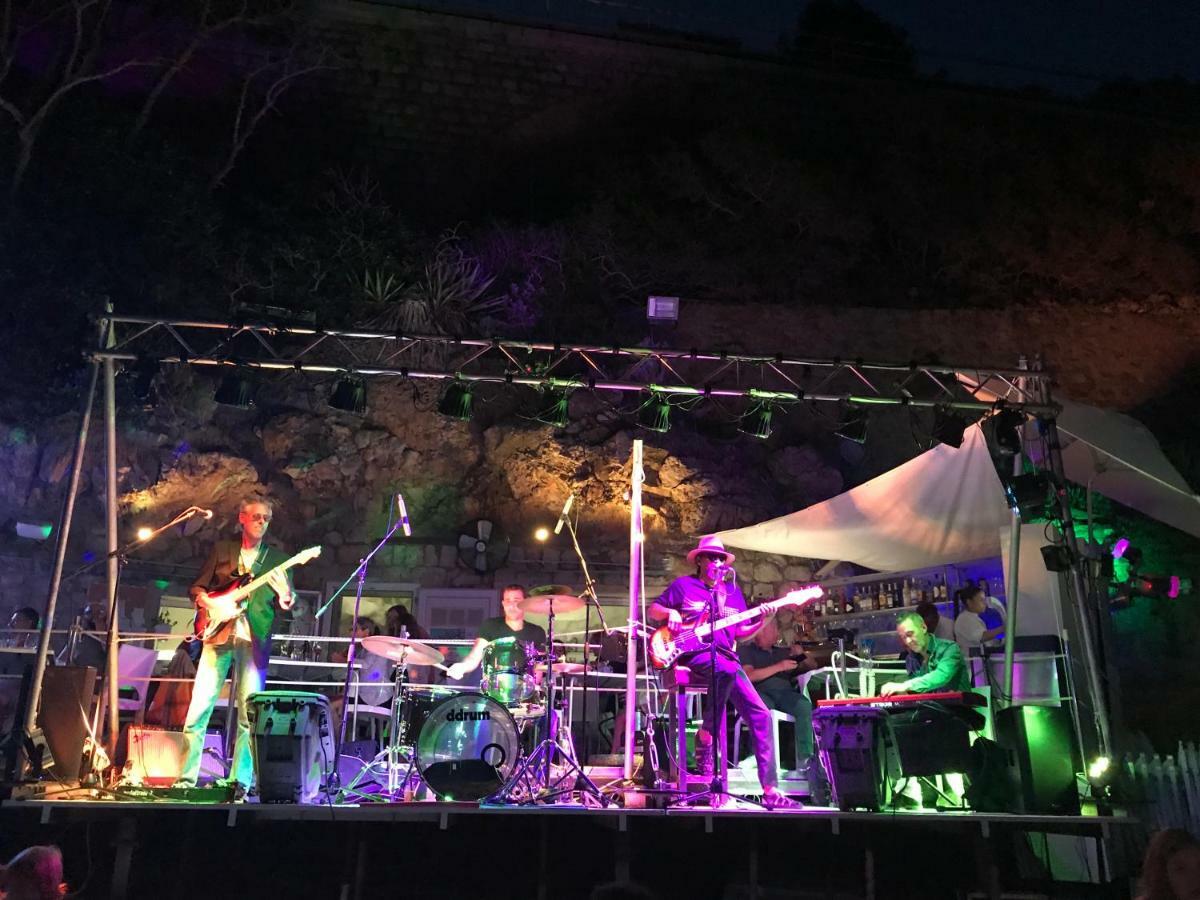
[655,574,748,653]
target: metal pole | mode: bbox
[21,347,102,739]
[1043,415,1113,758]
[104,306,121,755]
[1001,356,1027,704]
[1002,454,1022,702]
[623,440,644,782]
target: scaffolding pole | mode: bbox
[623,440,644,782]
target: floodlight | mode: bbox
[738,402,774,440]
[932,406,969,448]
[834,406,869,444]
[438,381,473,421]
[329,376,367,414]
[213,373,254,408]
[637,391,672,433]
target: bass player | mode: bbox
[177,498,295,796]
[648,535,799,810]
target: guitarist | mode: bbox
[649,536,800,810]
[177,498,295,796]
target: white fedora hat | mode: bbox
[686,535,735,566]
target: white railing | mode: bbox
[1121,742,1200,834]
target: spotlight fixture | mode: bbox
[637,390,672,434]
[646,295,680,324]
[329,375,367,414]
[213,372,254,408]
[932,406,970,448]
[1003,471,1051,517]
[136,526,154,542]
[129,356,160,405]
[992,408,1025,454]
[437,380,474,421]
[533,526,551,542]
[534,385,571,428]
[1040,544,1074,572]
[14,520,52,541]
[738,401,774,440]
[834,405,869,444]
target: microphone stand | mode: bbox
[331,513,407,774]
[560,512,611,775]
[62,506,210,778]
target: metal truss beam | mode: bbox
[92,314,1058,415]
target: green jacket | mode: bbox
[904,633,970,694]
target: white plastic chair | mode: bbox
[117,645,160,722]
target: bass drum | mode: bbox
[416,692,520,801]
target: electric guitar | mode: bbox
[648,585,825,669]
[194,546,322,642]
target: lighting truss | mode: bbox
[93,314,1059,415]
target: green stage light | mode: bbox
[329,376,367,414]
[535,385,571,428]
[738,401,774,440]
[637,391,672,433]
[438,381,474,421]
[213,372,254,408]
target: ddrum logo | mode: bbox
[446,708,491,722]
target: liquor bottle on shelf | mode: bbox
[890,582,901,609]
[876,582,887,612]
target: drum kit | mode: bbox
[338,588,605,805]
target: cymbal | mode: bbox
[360,635,445,667]
[534,661,587,676]
[518,593,584,615]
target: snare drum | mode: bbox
[415,692,520,801]
[480,637,538,705]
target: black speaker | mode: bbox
[993,705,1081,815]
[813,707,888,811]
[38,665,98,782]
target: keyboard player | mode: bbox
[881,611,970,697]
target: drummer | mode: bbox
[446,584,547,682]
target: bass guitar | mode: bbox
[194,546,322,642]
[648,585,824,669]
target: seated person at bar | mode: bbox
[737,614,818,779]
[5,607,39,648]
[953,584,1006,652]
[881,611,969,697]
[915,599,955,641]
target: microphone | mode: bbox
[396,493,412,537]
[715,562,736,583]
[553,493,575,536]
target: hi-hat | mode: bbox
[361,635,445,667]
[518,592,584,615]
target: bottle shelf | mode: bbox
[814,603,927,624]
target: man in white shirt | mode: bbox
[953,585,1006,651]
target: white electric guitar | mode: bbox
[648,585,825,669]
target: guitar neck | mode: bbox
[693,599,783,640]
[225,553,303,604]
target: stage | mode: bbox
[1,783,1137,900]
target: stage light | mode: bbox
[534,385,571,428]
[834,406,869,444]
[932,406,969,448]
[1111,538,1143,568]
[738,402,774,440]
[129,356,160,405]
[329,376,367,414]
[647,295,680,323]
[1003,471,1051,517]
[14,520,52,540]
[1040,545,1074,572]
[992,408,1025,454]
[1087,756,1110,783]
[136,526,154,541]
[533,526,551,542]
[213,372,254,408]
[437,381,473,421]
[637,390,672,433]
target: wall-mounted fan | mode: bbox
[457,518,510,573]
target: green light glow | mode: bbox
[154,579,170,590]
[1088,756,1110,780]
[37,523,52,539]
